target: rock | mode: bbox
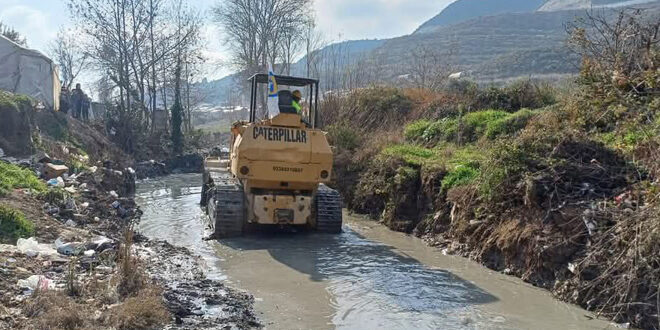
[43,163,69,180]
[135,160,168,179]
[100,168,135,197]
[0,244,20,254]
[64,219,77,227]
[165,153,204,174]
[109,191,119,198]
[95,266,112,274]
[64,198,77,211]
[0,97,33,157]
[45,206,59,215]
[33,151,51,164]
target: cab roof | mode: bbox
[248,73,318,87]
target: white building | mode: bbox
[0,35,61,110]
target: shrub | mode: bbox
[0,161,46,196]
[485,108,539,139]
[327,124,360,150]
[26,290,88,330]
[0,205,35,243]
[442,165,479,191]
[109,287,170,330]
[471,80,556,111]
[422,118,457,143]
[404,120,432,141]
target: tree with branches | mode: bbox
[50,29,89,89]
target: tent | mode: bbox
[0,35,60,110]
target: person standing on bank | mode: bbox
[71,83,84,119]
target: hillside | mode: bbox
[415,0,546,34]
[195,39,384,108]
[540,0,659,11]
[196,1,660,108]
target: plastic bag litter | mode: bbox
[17,275,54,291]
[16,238,58,258]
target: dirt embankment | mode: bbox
[326,82,660,329]
[0,93,258,329]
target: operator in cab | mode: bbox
[292,90,302,114]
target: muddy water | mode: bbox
[136,174,613,330]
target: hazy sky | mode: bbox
[0,0,454,79]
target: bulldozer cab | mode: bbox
[248,74,320,128]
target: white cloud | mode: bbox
[314,0,454,41]
[0,4,61,54]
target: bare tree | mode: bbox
[303,20,326,79]
[213,0,312,119]
[407,45,455,90]
[67,0,202,152]
[567,8,660,90]
[212,0,311,74]
[50,29,89,89]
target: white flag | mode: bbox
[267,64,280,118]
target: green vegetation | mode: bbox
[381,144,438,166]
[0,205,34,242]
[0,90,31,112]
[403,119,432,141]
[405,108,538,144]
[0,161,47,196]
[441,165,479,191]
[327,124,360,150]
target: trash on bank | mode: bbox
[43,163,69,180]
[17,275,55,291]
[16,238,58,258]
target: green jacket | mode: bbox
[292,100,302,114]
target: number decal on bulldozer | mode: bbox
[253,127,307,143]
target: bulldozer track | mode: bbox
[207,179,245,238]
[315,184,343,233]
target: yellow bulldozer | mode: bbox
[201,74,342,237]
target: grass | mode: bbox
[0,91,32,113]
[0,161,47,196]
[381,144,439,166]
[404,109,540,145]
[442,165,480,191]
[404,119,432,141]
[108,287,170,330]
[484,109,538,139]
[25,290,88,330]
[0,205,34,242]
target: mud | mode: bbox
[136,239,259,329]
[137,174,617,330]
